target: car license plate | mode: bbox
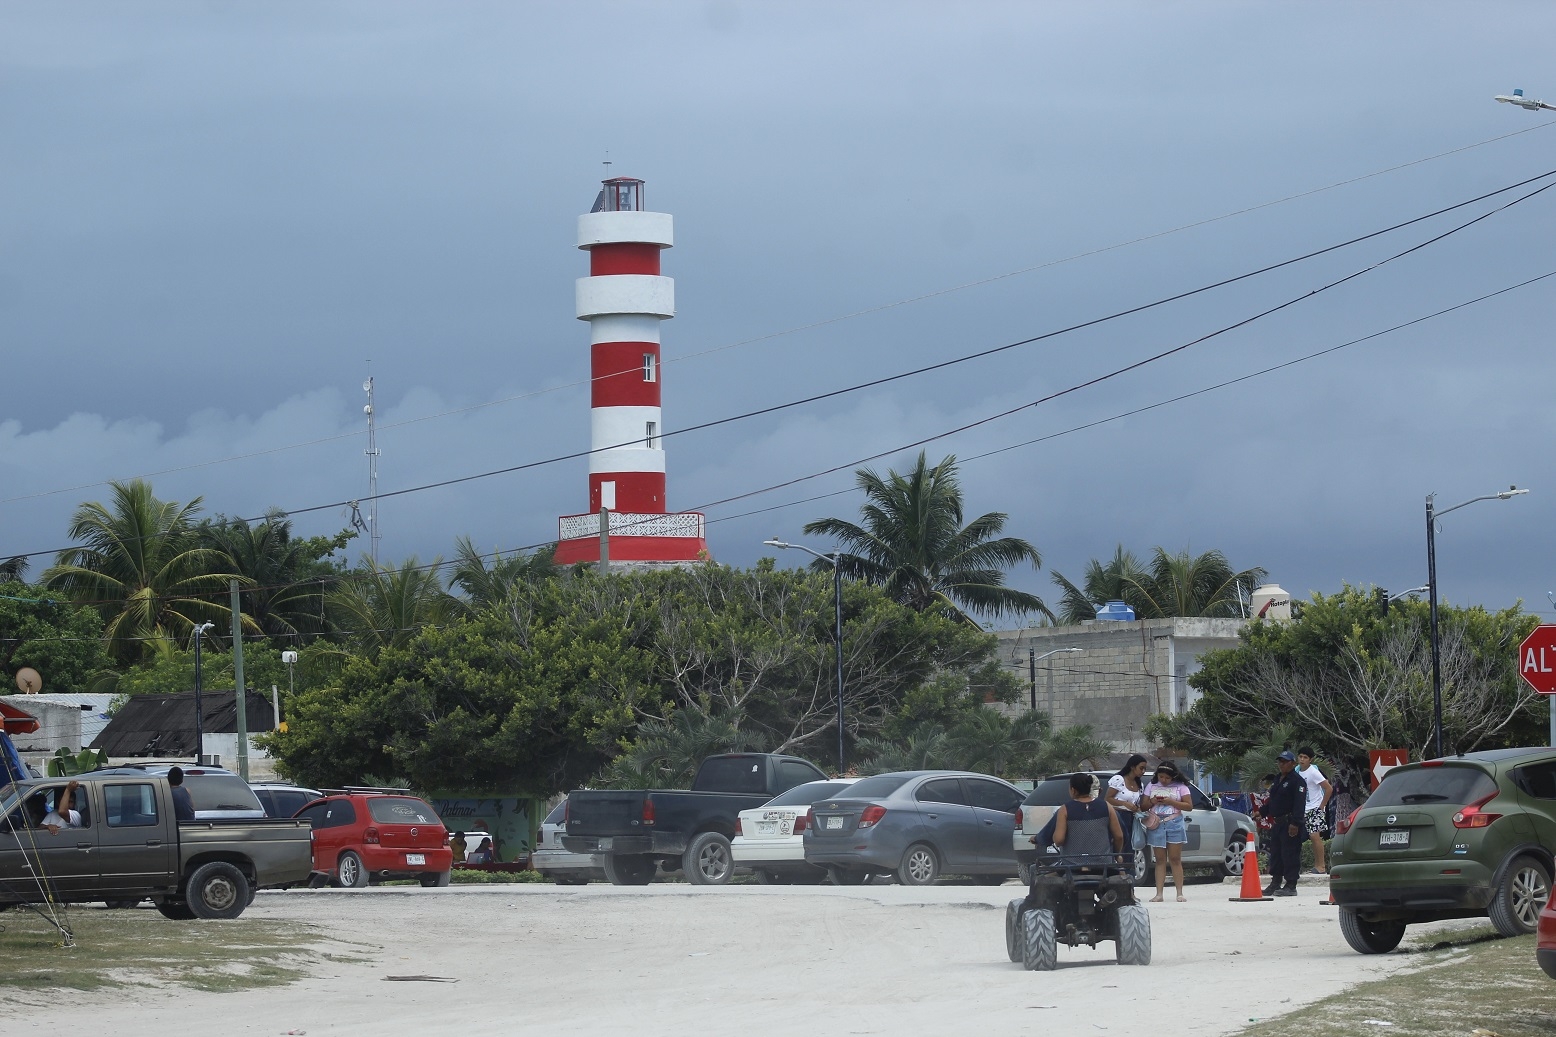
[406,853,426,865]
[826,816,843,830]
[1378,829,1410,848]
[758,821,778,835]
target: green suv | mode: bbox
[1329,747,1556,954]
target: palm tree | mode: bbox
[447,536,557,615]
[803,452,1051,625]
[199,512,332,642]
[42,480,237,664]
[327,556,452,655]
[0,556,29,583]
[1051,545,1153,624]
[599,711,759,788]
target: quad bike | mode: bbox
[1005,852,1152,970]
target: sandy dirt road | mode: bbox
[16,878,1433,1036]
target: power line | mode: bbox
[4,123,1551,510]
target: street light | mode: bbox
[1027,647,1083,712]
[1426,487,1528,758]
[192,622,215,764]
[765,538,846,773]
[1496,88,1556,113]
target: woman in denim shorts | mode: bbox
[1143,762,1193,902]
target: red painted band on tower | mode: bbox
[591,342,661,408]
[589,472,666,514]
[589,243,662,276]
[555,533,706,565]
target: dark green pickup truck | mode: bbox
[0,769,313,919]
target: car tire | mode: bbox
[828,866,867,886]
[1021,908,1058,971]
[898,843,940,887]
[1005,898,1026,963]
[1016,862,1033,886]
[419,870,452,888]
[683,832,735,885]
[186,861,251,920]
[335,851,369,889]
[603,853,656,886]
[1338,907,1407,954]
[1489,855,1551,938]
[1115,904,1152,965]
[156,900,197,920]
[1221,836,1248,879]
[1131,848,1152,886]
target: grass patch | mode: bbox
[0,904,351,1004]
[1237,928,1556,1037]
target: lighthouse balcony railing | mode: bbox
[558,511,705,541]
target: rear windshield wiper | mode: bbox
[1398,793,1449,803]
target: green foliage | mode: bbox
[1052,544,1265,624]
[596,712,761,789]
[803,451,1051,624]
[197,513,354,644]
[46,746,108,776]
[858,708,1112,779]
[447,536,556,615]
[1152,586,1541,780]
[0,583,111,695]
[326,555,452,656]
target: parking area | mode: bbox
[24,877,1446,1036]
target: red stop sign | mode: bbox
[1519,625,1556,695]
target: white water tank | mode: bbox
[1250,584,1291,622]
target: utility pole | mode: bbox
[599,507,610,573]
[231,579,248,781]
[364,375,381,565]
[1028,648,1037,711]
[192,622,213,764]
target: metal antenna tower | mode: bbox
[363,375,380,564]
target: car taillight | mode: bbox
[363,826,380,844]
[792,813,807,834]
[1453,791,1502,829]
[734,818,743,837]
[1337,807,1361,836]
[564,800,570,823]
[642,797,655,825]
[1015,807,1024,827]
[858,805,887,829]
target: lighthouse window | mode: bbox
[643,353,657,382]
[613,182,640,211]
[645,421,657,448]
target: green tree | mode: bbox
[327,556,452,655]
[1147,586,1541,779]
[1052,546,1153,624]
[199,513,355,643]
[0,583,111,695]
[1052,545,1265,622]
[446,536,557,615]
[803,451,1050,625]
[0,556,29,583]
[42,480,238,664]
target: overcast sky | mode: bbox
[4,2,1556,623]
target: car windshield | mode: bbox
[186,773,264,812]
[1023,776,1091,807]
[765,781,853,807]
[838,774,913,799]
[545,801,567,825]
[366,797,441,825]
[692,757,769,794]
[1366,765,1497,809]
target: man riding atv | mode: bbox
[1006,772,1152,970]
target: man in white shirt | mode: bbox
[1296,749,1332,873]
[41,780,83,834]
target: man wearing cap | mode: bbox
[1258,751,1308,896]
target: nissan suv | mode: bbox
[1329,747,1556,954]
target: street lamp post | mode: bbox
[1027,647,1082,712]
[1496,88,1556,113]
[1425,487,1528,758]
[192,622,215,764]
[765,538,846,773]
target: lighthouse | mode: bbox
[554,176,708,566]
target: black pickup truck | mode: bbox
[563,753,827,885]
[0,770,313,919]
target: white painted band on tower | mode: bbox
[589,447,667,475]
[578,211,674,249]
[576,275,675,320]
[592,405,662,449]
[588,314,663,345]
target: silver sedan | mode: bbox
[802,770,1023,886]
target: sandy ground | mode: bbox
[16,876,1437,1037]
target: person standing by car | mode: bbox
[1259,750,1308,896]
[168,767,196,822]
[1296,748,1332,874]
[1142,762,1193,903]
[1105,755,1149,864]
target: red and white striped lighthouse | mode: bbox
[554,177,708,565]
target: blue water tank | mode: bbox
[1093,600,1136,622]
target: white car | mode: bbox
[531,800,604,884]
[733,778,858,884]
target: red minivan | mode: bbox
[296,794,454,887]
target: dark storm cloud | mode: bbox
[2,1,1554,617]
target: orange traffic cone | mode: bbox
[1229,845,1273,902]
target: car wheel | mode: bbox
[602,853,656,886]
[1016,862,1033,886]
[1489,855,1552,937]
[336,851,368,889]
[1005,898,1026,963]
[1021,908,1058,971]
[683,832,735,885]
[156,900,197,920]
[828,866,867,886]
[898,843,940,887]
[186,861,251,920]
[1338,907,1407,954]
[1131,848,1152,886]
[1115,904,1152,965]
[1222,836,1248,878]
[419,870,452,888]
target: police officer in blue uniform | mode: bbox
[1258,750,1307,896]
